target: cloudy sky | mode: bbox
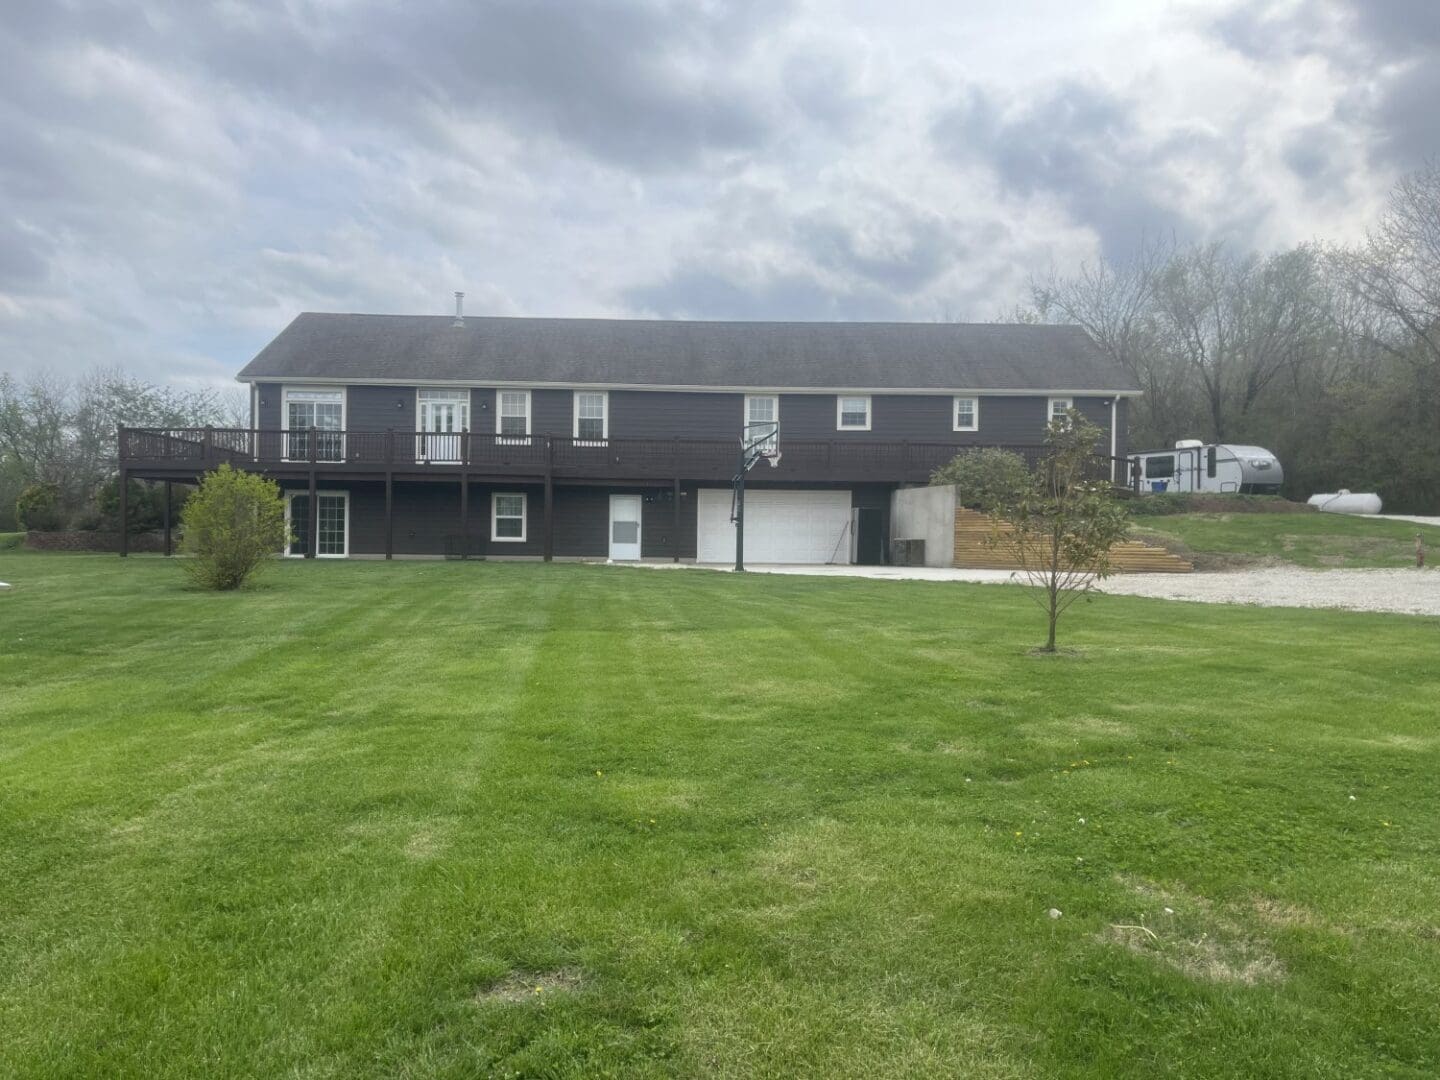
[2,0,1436,386]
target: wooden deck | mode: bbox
[119,427,1060,486]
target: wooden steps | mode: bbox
[953,509,1193,573]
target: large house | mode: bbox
[118,304,1139,563]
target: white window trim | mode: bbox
[572,390,609,444]
[284,490,349,558]
[415,387,470,463]
[1049,397,1074,429]
[281,386,347,463]
[745,394,779,428]
[953,396,979,432]
[491,492,527,543]
[496,389,532,444]
[835,394,871,431]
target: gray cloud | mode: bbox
[9,0,784,172]
[1211,0,1440,168]
[0,0,1427,385]
[931,81,1213,260]
[625,265,911,322]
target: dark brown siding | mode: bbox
[252,384,1124,458]
[256,383,282,429]
[282,480,693,559]
[532,389,571,437]
[609,390,741,440]
[350,385,415,433]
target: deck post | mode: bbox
[306,426,318,559]
[384,430,394,560]
[459,473,469,560]
[384,475,394,559]
[672,474,681,563]
[117,466,129,558]
[542,436,554,562]
[163,480,173,557]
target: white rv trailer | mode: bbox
[1127,440,1284,496]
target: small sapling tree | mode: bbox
[990,410,1130,653]
[180,464,288,590]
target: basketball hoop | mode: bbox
[740,421,779,472]
[733,422,780,569]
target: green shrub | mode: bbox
[15,483,62,531]
[95,477,189,534]
[0,532,23,551]
[930,448,1035,511]
[179,465,288,590]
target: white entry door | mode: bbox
[609,495,642,560]
[417,390,467,462]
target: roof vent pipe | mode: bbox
[452,291,465,327]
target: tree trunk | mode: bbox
[1044,585,1059,652]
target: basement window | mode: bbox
[491,493,527,542]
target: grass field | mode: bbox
[1131,512,1440,568]
[2,553,1438,1078]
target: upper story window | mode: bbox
[953,396,979,432]
[836,395,871,431]
[283,387,344,462]
[745,395,779,451]
[1048,397,1073,428]
[497,390,531,442]
[574,391,608,443]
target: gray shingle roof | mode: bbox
[237,313,1140,393]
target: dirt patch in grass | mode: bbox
[474,967,585,1004]
[1102,924,1284,985]
[1102,876,1286,986]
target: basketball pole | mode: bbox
[734,442,747,573]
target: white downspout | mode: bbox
[1110,398,1118,482]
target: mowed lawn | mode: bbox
[1131,512,1440,568]
[2,555,1438,1079]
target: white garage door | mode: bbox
[696,489,853,564]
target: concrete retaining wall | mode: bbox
[889,485,956,567]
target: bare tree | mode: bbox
[0,367,238,524]
[1031,235,1185,444]
[1152,243,1322,442]
[1347,162,1440,365]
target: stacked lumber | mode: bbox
[952,509,1193,573]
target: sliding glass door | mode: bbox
[287,492,348,557]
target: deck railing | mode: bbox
[120,427,1113,484]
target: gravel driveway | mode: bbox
[1097,567,1440,616]
[652,563,1440,617]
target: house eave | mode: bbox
[235,374,1143,397]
